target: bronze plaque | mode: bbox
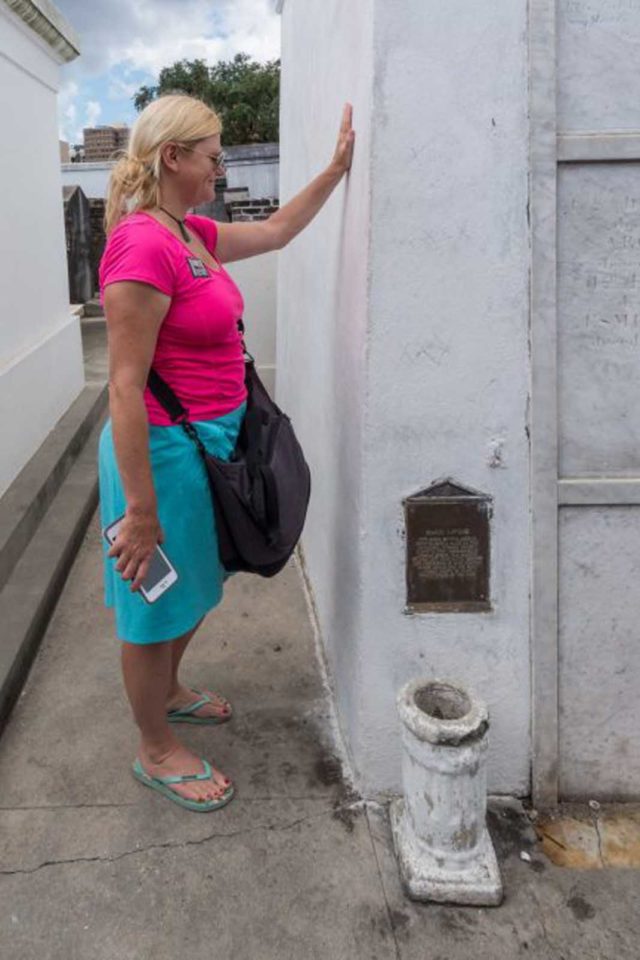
[404,480,492,613]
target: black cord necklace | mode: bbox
[159,206,191,242]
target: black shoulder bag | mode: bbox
[147,320,311,578]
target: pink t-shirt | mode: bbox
[99,211,247,426]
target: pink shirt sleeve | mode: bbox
[100,220,176,297]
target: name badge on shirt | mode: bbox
[187,257,209,278]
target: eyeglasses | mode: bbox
[181,145,227,169]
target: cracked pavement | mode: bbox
[1,518,639,959]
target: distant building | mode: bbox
[59,140,70,162]
[83,123,129,162]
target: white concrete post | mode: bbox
[390,678,503,905]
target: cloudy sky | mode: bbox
[54,0,281,145]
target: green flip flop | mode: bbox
[132,757,234,812]
[167,688,232,725]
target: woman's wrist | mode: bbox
[325,161,345,183]
[125,500,158,518]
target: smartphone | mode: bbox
[102,515,178,604]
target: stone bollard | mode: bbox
[389,678,503,905]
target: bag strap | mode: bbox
[146,318,250,458]
[146,368,188,423]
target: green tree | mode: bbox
[133,53,280,144]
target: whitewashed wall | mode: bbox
[61,157,280,200]
[225,157,279,199]
[277,0,531,796]
[0,0,83,497]
[60,161,112,199]
[224,252,277,395]
[552,0,640,800]
[276,0,375,787]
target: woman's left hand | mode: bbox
[329,102,355,176]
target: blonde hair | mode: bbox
[104,93,222,235]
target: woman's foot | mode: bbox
[138,740,232,804]
[166,683,232,721]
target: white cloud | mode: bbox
[55,0,280,76]
[112,0,280,75]
[216,0,281,62]
[107,77,143,101]
[114,34,226,77]
[85,100,102,127]
[57,79,82,143]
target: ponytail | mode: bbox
[104,153,159,235]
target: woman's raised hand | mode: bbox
[329,102,355,175]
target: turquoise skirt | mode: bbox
[98,401,246,645]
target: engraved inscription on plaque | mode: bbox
[404,479,492,613]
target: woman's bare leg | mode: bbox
[168,617,203,689]
[121,634,232,804]
[167,617,231,720]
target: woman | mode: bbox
[99,93,354,812]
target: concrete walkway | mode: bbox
[1,516,640,959]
